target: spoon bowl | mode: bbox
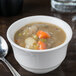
[0,36,21,76]
[0,36,8,58]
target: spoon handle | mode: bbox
[1,58,21,76]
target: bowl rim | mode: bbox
[7,15,73,53]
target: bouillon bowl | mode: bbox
[7,16,72,74]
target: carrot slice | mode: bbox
[37,30,50,39]
[38,41,46,50]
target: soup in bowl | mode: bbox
[14,22,66,50]
[7,16,72,74]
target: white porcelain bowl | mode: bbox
[7,16,72,74]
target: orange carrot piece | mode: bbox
[37,30,50,39]
[38,41,46,50]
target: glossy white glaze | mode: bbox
[7,16,72,74]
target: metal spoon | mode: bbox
[0,36,21,76]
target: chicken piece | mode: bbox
[28,25,38,34]
[25,37,36,49]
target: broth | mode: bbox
[14,22,66,50]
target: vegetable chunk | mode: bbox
[38,41,46,50]
[37,30,50,39]
[25,37,36,49]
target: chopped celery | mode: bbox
[18,33,21,36]
[33,35,38,40]
[40,39,47,42]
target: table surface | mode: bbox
[0,0,76,76]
